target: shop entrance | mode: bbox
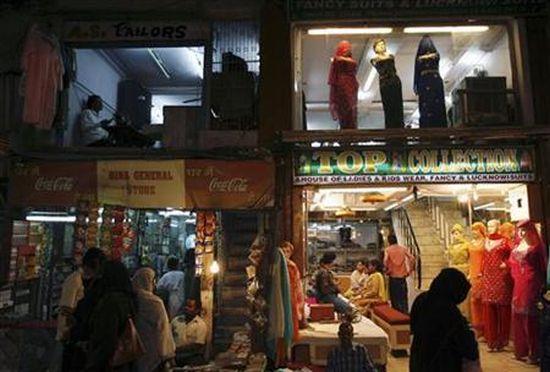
[303,183,531,290]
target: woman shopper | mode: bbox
[84,261,139,372]
[132,267,176,372]
[410,268,480,372]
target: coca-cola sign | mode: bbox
[10,162,97,207]
[34,177,74,192]
[208,177,249,193]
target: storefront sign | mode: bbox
[63,21,210,42]
[288,0,547,20]
[294,147,536,185]
[97,160,185,208]
[184,160,275,209]
[9,162,98,206]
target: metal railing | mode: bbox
[392,208,422,290]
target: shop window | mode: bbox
[210,21,259,130]
[67,46,205,147]
[295,24,516,130]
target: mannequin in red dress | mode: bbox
[328,40,359,129]
[481,219,513,351]
[509,220,547,363]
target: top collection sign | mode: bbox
[63,21,210,42]
[288,0,548,20]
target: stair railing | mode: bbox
[392,208,422,290]
[426,197,452,254]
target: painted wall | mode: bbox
[66,49,124,146]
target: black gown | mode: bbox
[372,55,404,129]
[415,53,447,127]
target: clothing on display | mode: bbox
[328,40,359,129]
[481,220,513,350]
[286,257,305,340]
[413,35,447,128]
[509,220,547,361]
[469,222,486,337]
[371,39,404,129]
[21,24,64,129]
[447,224,470,318]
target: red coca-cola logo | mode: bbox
[34,177,74,192]
[208,177,249,192]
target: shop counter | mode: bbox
[292,316,389,366]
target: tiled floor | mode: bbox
[386,345,539,371]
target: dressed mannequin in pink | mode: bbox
[481,219,513,351]
[509,220,547,363]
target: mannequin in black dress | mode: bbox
[371,39,404,129]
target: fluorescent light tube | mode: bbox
[384,202,399,211]
[474,202,495,211]
[26,215,76,223]
[404,26,489,34]
[308,27,393,35]
[147,48,171,79]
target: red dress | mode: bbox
[509,242,546,314]
[328,42,358,129]
[286,258,305,341]
[481,235,512,305]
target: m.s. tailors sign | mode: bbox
[294,146,536,185]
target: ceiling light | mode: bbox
[308,27,393,35]
[474,202,495,211]
[457,194,470,203]
[320,187,408,194]
[26,215,76,223]
[384,202,399,212]
[404,26,489,34]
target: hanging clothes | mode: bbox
[266,248,293,364]
[20,24,64,130]
[413,35,447,128]
[328,40,359,129]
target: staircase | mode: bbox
[405,198,467,290]
[213,212,259,352]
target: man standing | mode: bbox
[384,234,415,314]
[171,299,207,367]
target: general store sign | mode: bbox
[294,147,536,185]
[63,21,210,42]
[288,0,547,20]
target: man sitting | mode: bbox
[171,299,207,367]
[314,252,352,315]
[80,95,114,147]
[345,260,368,298]
[327,319,377,372]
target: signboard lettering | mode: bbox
[64,21,209,42]
[288,0,547,20]
[294,147,536,185]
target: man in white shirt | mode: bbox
[172,299,207,366]
[80,95,113,146]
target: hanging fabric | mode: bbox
[20,24,64,130]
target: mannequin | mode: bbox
[447,224,470,318]
[469,222,486,337]
[481,219,513,351]
[328,40,358,129]
[413,35,447,127]
[509,220,547,363]
[371,39,404,128]
[499,222,515,243]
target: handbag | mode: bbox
[111,317,145,367]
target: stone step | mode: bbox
[223,272,248,286]
[218,305,249,316]
[226,256,250,271]
[214,325,247,341]
[215,313,249,327]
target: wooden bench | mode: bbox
[371,304,410,352]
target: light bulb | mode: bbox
[209,260,220,275]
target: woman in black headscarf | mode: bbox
[410,268,480,372]
[84,261,138,371]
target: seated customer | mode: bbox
[327,320,377,372]
[345,260,368,298]
[80,95,114,147]
[171,299,207,367]
[314,252,352,315]
[352,259,387,313]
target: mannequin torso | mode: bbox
[481,233,513,305]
